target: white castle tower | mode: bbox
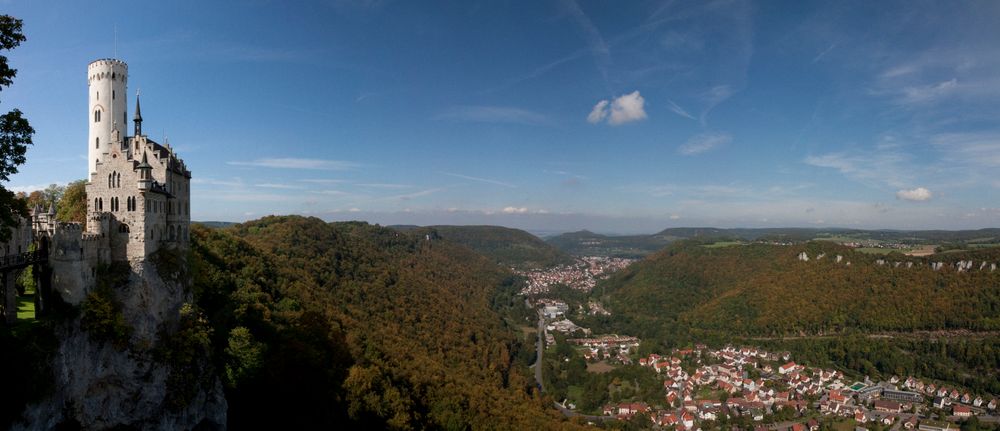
[87,59,128,176]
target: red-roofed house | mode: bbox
[953,404,972,417]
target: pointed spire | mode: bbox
[134,90,142,136]
[48,201,56,215]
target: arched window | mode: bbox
[95,198,99,210]
[108,173,112,188]
[94,110,101,123]
[98,198,103,211]
[115,172,120,188]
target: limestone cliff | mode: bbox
[16,251,227,430]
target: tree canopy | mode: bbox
[0,15,32,241]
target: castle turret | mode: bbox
[137,151,152,191]
[88,59,128,177]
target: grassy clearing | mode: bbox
[703,241,743,249]
[855,247,913,255]
[16,285,36,321]
[586,360,616,373]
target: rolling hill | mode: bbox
[595,240,1000,339]
[395,225,575,269]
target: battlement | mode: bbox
[57,222,83,231]
[88,59,128,84]
[88,58,128,68]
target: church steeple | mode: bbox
[133,90,142,136]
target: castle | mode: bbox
[26,58,192,303]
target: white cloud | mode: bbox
[587,100,609,123]
[502,206,529,214]
[669,214,681,220]
[896,187,933,201]
[228,158,360,170]
[588,91,647,125]
[679,132,732,155]
[609,91,647,125]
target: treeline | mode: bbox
[190,217,585,429]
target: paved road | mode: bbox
[532,309,545,393]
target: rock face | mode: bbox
[16,255,227,430]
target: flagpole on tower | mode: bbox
[114,24,118,59]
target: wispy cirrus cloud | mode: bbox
[930,132,1000,167]
[434,106,550,125]
[438,171,516,188]
[355,183,414,189]
[678,132,731,155]
[254,183,305,190]
[667,99,696,120]
[558,0,610,78]
[228,158,361,170]
[804,150,913,189]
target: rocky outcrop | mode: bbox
[16,252,227,430]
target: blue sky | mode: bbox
[3,1,999,234]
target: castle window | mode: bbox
[112,90,115,100]
[96,91,99,100]
[96,137,100,149]
[94,110,101,123]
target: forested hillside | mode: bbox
[189,217,583,429]
[595,241,1000,339]
[402,225,575,269]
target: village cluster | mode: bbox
[517,256,634,295]
[593,345,997,431]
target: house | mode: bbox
[904,416,918,429]
[972,396,983,407]
[681,411,695,428]
[881,415,896,426]
[779,362,797,374]
[807,419,820,431]
[952,405,971,417]
[854,410,868,423]
[961,393,972,404]
[616,402,649,418]
[874,399,901,413]
[988,399,998,410]
[791,423,806,431]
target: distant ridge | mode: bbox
[548,227,1000,257]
